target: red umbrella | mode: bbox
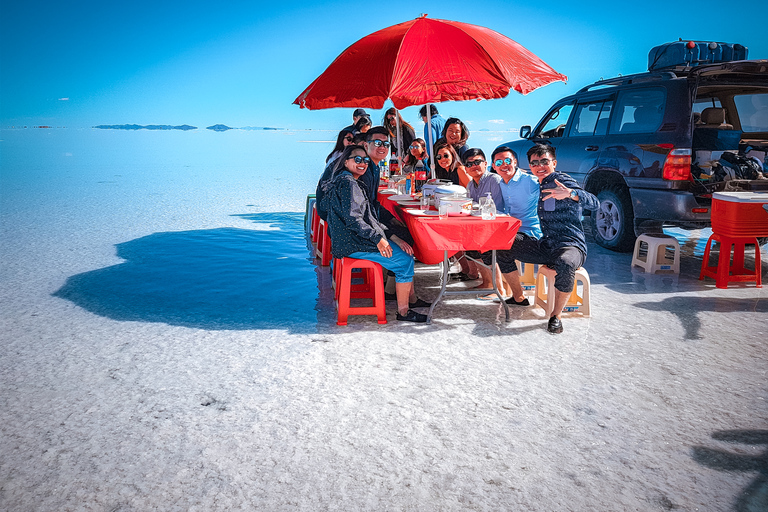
[293,14,567,110]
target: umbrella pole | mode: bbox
[395,113,402,172]
[426,104,435,179]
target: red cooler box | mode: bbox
[711,191,768,237]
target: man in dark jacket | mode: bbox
[512,144,599,334]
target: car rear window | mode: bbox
[734,93,768,132]
[610,89,666,134]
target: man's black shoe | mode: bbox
[504,296,530,306]
[396,309,428,323]
[547,316,563,334]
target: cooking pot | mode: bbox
[438,196,473,216]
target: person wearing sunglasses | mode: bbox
[401,138,429,191]
[433,140,470,187]
[315,128,357,221]
[461,148,513,296]
[320,145,430,323]
[509,144,599,334]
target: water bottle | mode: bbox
[381,159,389,179]
[481,193,496,220]
[406,172,413,196]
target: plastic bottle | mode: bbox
[381,159,389,179]
[481,193,497,220]
[406,171,413,196]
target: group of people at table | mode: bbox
[315,106,599,333]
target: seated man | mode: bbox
[508,144,599,334]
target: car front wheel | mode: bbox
[592,188,636,252]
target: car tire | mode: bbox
[592,188,636,252]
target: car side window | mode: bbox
[569,100,613,137]
[535,103,575,138]
[610,89,665,134]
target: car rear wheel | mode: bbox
[592,188,636,252]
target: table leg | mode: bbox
[491,250,510,322]
[426,250,450,325]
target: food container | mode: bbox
[421,180,460,198]
[711,191,768,237]
[438,196,473,216]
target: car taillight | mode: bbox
[662,148,692,180]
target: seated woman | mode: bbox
[401,138,429,191]
[320,145,430,322]
[353,115,372,135]
[433,140,470,187]
[440,117,471,161]
[315,128,356,221]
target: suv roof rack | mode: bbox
[577,71,679,93]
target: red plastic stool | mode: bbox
[311,204,320,243]
[314,219,332,266]
[699,233,762,288]
[333,258,370,300]
[336,257,387,325]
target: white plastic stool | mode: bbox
[516,260,538,298]
[631,233,680,274]
[534,266,591,317]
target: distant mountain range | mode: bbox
[93,124,284,131]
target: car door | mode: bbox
[549,94,615,185]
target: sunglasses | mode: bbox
[347,155,371,164]
[465,159,485,168]
[529,158,552,167]
[409,144,422,149]
[369,140,391,148]
[493,157,514,167]
[343,136,354,142]
[435,154,451,161]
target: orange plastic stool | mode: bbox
[336,257,387,325]
[311,204,320,243]
[314,219,332,266]
[699,233,762,288]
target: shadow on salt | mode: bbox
[54,212,333,332]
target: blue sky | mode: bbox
[2,0,766,131]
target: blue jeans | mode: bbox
[348,244,414,283]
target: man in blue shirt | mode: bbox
[512,144,599,334]
[419,104,445,160]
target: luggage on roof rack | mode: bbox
[648,41,748,71]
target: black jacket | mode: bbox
[320,171,386,258]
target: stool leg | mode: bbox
[372,265,387,324]
[699,236,715,281]
[715,238,732,289]
[756,242,763,288]
[337,261,352,325]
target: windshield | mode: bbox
[734,93,768,132]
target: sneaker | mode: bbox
[396,309,428,323]
[547,316,563,334]
[504,296,531,306]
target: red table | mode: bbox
[379,190,522,323]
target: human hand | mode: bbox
[396,239,414,255]
[377,238,393,258]
[541,179,574,201]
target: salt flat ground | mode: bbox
[1,129,766,511]
[2,217,766,511]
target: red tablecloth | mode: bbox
[378,190,521,265]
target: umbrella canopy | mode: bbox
[293,15,567,110]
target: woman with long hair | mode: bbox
[433,140,470,187]
[325,128,355,164]
[402,138,429,191]
[383,107,415,161]
[440,117,470,161]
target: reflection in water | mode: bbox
[54,213,322,332]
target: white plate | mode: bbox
[397,200,422,206]
[388,194,416,201]
[404,209,440,216]
[379,189,398,195]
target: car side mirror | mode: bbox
[520,125,531,139]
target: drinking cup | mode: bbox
[397,182,406,195]
[438,201,449,219]
[420,194,430,210]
